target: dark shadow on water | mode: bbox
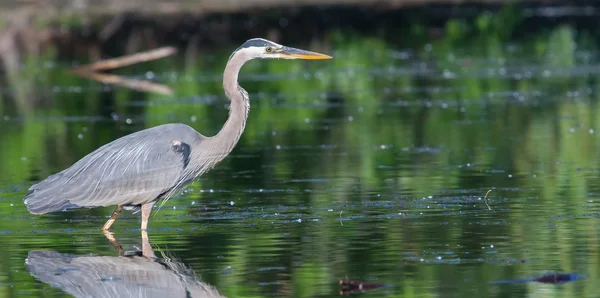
[489,272,586,285]
[25,231,226,298]
[339,279,389,295]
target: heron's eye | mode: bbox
[265,46,273,53]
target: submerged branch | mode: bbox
[70,46,177,95]
[72,46,177,73]
[72,71,173,95]
[483,189,492,210]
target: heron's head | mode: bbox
[232,38,332,61]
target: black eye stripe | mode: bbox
[240,38,277,49]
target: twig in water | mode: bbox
[483,189,492,210]
[72,71,173,95]
[73,46,177,72]
[70,46,177,95]
[339,211,343,226]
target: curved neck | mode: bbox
[206,51,251,155]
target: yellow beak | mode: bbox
[280,46,333,60]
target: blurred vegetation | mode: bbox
[1,4,600,298]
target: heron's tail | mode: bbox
[23,174,78,214]
[24,190,77,214]
[25,199,76,215]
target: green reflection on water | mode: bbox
[1,9,600,298]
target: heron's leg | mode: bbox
[102,205,123,231]
[140,202,155,231]
[141,229,156,258]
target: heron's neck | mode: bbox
[208,52,250,155]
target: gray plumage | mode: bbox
[25,124,206,214]
[25,250,225,298]
[23,37,332,231]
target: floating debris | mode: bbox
[490,272,585,285]
[339,279,387,295]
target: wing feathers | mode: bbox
[24,124,202,214]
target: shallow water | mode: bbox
[1,14,600,298]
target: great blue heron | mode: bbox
[24,38,332,232]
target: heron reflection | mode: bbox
[25,231,225,298]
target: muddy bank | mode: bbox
[2,1,597,51]
[0,0,567,17]
[0,0,598,77]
